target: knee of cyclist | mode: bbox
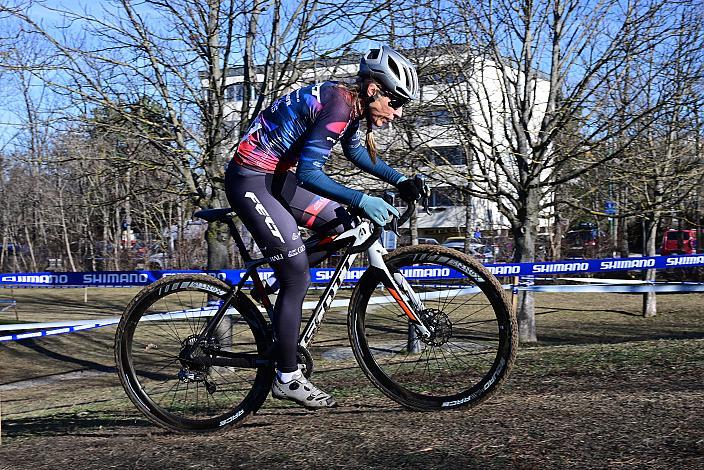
[275,250,310,287]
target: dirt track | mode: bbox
[1,339,702,469]
[1,291,703,468]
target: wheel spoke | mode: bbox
[351,248,516,409]
[116,275,273,431]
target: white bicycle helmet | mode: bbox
[359,45,419,104]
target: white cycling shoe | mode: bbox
[271,371,337,409]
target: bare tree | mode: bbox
[2,0,390,270]
[394,0,700,341]
[576,10,704,316]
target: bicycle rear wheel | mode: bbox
[348,245,517,410]
[115,274,273,432]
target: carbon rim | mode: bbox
[349,247,516,409]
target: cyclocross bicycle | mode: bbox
[115,194,518,433]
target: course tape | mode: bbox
[0,287,483,342]
[4,281,703,343]
[1,254,703,288]
[520,283,704,293]
[0,320,116,342]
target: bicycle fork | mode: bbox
[366,242,432,339]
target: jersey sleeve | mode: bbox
[296,86,365,207]
[341,121,406,186]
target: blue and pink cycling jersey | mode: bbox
[233,81,404,207]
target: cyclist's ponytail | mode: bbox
[340,77,380,163]
[365,119,377,163]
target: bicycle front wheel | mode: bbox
[115,274,274,432]
[348,245,517,410]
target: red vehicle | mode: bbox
[660,229,697,255]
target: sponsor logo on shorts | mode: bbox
[244,192,285,244]
[288,245,306,257]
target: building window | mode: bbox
[225,84,258,102]
[429,187,456,207]
[424,146,466,166]
[225,84,244,102]
[416,108,452,126]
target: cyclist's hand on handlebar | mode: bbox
[359,194,400,226]
[396,175,426,203]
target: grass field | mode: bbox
[0,287,702,468]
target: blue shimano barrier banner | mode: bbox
[0,270,264,287]
[1,254,704,287]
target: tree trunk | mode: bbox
[551,210,563,261]
[409,209,418,246]
[207,219,233,346]
[619,215,630,258]
[406,205,422,352]
[642,218,658,317]
[23,225,37,272]
[58,187,78,272]
[206,222,231,270]
[618,187,630,258]
[464,194,473,255]
[515,190,540,343]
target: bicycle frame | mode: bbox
[188,216,431,365]
[298,221,431,348]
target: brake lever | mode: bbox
[422,195,431,215]
[415,175,431,215]
[383,191,400,235]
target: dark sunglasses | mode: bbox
[380,90,409,109]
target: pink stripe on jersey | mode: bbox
[325,121,348,134]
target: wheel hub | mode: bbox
[178,335,220,391]
[419,308,453,346]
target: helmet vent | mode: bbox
[388,58,400,79]
[359,44,419,101]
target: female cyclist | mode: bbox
[225,45,424,409]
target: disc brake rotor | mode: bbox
[419,308,453,347]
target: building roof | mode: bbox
[200,42,549,82]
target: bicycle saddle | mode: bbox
[193,208,235,222]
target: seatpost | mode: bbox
[224,217,253,263]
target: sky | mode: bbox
[0,0,382,152]
[1,1,118,150]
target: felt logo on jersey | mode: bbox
[244,192,285,244]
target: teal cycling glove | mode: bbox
[358,194,400,226]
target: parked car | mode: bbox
[442,236,484,251]
[441,237,494,261]
[417,237,439,245]
[661,229,697,255]
[562,222,604,258]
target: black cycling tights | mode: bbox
[225,162,353,372]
